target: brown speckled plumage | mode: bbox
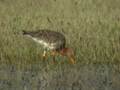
[23,30,66,51]
[23,29,76,64]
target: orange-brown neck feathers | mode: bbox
[60,48,76,64]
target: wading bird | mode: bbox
[22,30,76,64]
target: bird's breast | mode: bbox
[32,37,56,50]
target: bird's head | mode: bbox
[59,47,76,64]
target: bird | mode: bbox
[22,29,76,64]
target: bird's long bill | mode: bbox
[69,56,76,64]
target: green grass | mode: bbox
[0,0,120,70]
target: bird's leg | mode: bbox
[51,50,57,64]
[42,50,47,60]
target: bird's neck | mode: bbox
[59,48,69,56]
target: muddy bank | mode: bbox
[0,64,120,90]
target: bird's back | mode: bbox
[23,30,66,51]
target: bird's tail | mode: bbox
[22,30,28,35]
[22,30,32,38]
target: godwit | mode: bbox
[22,30,76,64]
